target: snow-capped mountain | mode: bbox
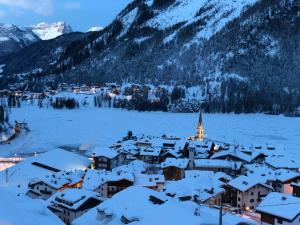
[88,26,103,32]
[28,22,73,40]
[1,0,300,112]
[0,23,39,57]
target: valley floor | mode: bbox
[1,105,300,161]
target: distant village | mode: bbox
[0,110,300,225]
[2,82,300,115]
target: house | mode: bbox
[291,181,300,197]
[47,189,103,225]
[164,170,226,207]
[134,174,165,191]
[271,169,300,194]
[244,164,300,194]
[182,140,213,160]
[27,170,84,200]
[83,169,134,198]
[72,86,80,93]
[73,186,255,225]
[227,175,273,210]
[138,146,161,164]
[210,149,252,164]
[161,158,189,180]
[98,173,134,198]
[26,170,84,200]
[135,138,152,148]
[92,147,125,170]
[0,149,91,189]
[160,149,181,162]
[256,192,300,225]
[80,84,90,92]
[265,156,300,172]
[193,159,242,176]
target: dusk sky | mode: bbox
[0,0,132,31]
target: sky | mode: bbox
[0,0,132,31]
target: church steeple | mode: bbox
[196,110,204,141]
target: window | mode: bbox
[277,218,283,224]
[250,199,254,203]
[251,192,254,196]
[258,191,260,196]
[238,197,241,202]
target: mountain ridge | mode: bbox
[1,0,300,113]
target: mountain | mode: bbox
[0,21,73,58]
[1,0,300,113]
[0,23,39,58]
[28,22,73,40]
[88,26,103,32]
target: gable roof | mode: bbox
[83,169,134,191]
[227,175,273,192]
[47,188,102,211]
[265,156,300,170]
[210,150,252,163]
[256,193,300,221]
[161,158,189,169]
[139,146,161,156]
[194,159,242,170]
[92,147,119,159]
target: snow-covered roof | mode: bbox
[292,180,300,187]
[210,149,252,163]
[139,146,161,156]
[73,186,255,225]
[161,158,189,169]
[194,159,242,170]
[164,171,225,202]
[83,169,134,191]
[29,170,84,190]
[185,170,232,182]
[92,147,119,159]
[112,160,146,175]
[273,169,300,183]
[0,187,64,225]
[228,174,272,192]
[256,192,300,221]
[30,149,91,172]
[265,156,300,170]
[47,188,102,211]
[244,163,274,175]
[134,174,165,187]
[0,149,90,187]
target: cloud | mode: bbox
[0,0,53,16]
[0,9,6,18]
[64,2,80,10]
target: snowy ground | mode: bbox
[1,105,300,160]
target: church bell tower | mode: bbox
[196,110,204,141]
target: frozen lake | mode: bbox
[1,105,300,160]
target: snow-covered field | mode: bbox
[1,105,300,160]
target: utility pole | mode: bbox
[5,164,8,184]
[219,205,223,225]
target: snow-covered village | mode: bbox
[1,1,300,225]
